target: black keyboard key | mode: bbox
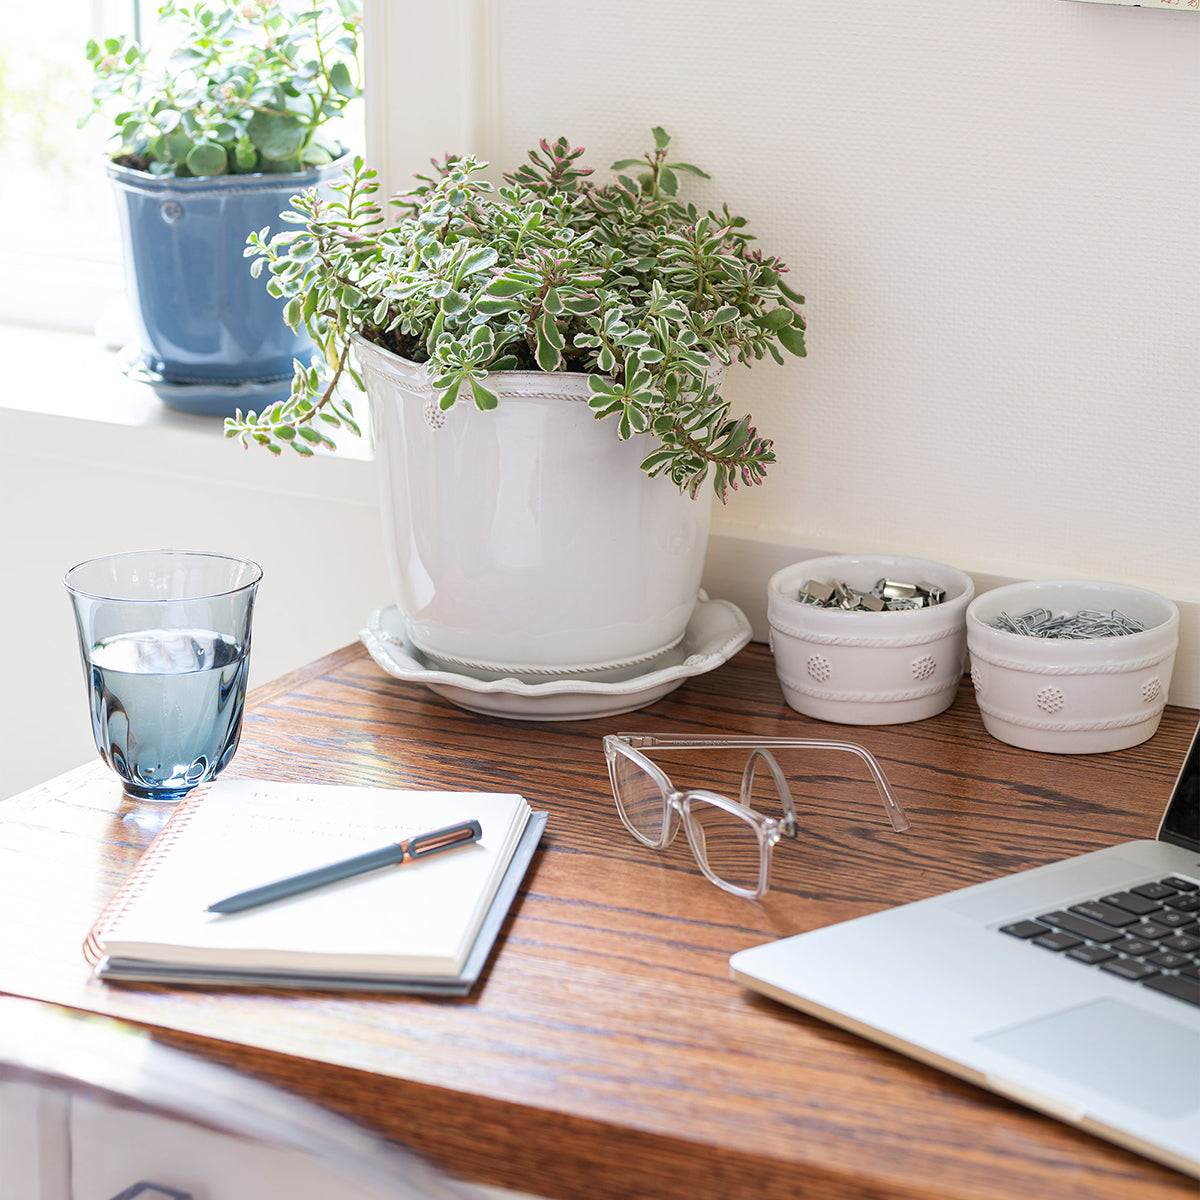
[1162,877,1198,892]
[1109,936,1157,957]
[1034,931,1084,952]
[1164,893,1200,912]
[1157,910,1199,929]
[1066,944,1115,964]
[1038,911,1123,943]
[1069,900,1138,928]
[1148,950,1192,969]
[1101,959,1158,982]
[1101,891,1164,916]
[1131,881,1179,900]
[1143,974,1200,1007]
[1128,920,1174,941]
[1181,967,1200,981]
[1000,920,1051,939]
[1157,932,1200,954]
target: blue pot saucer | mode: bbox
[120,347,293,418]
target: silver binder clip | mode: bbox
[798,579,836,606]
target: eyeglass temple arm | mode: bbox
[739,750,799,837]
[615,735,909,833]
[833,741,909,832]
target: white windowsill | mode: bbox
[2,323,374,466]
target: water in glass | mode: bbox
[87,627,249,801]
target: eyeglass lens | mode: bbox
[684,800,763,893]
[610,747,672,846]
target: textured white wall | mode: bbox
[369,0,1199,608]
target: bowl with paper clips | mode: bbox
[966,578,1179,754]
[767,554,975,725]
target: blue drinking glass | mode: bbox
[64,550,262,802]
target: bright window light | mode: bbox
[0,2,135,330]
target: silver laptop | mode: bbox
[730,720,1200,1178]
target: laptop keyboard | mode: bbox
[1000,875,1200,1008]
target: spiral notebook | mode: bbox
[85,780,547,995]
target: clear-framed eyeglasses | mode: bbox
[602,734,909,899]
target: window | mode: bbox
[0,2,135,332]
[0,2,364,338]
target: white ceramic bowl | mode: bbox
[767,555,975,725]
[966,580,1179,754]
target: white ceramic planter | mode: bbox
[355,335,715,677]
[966,580,1179,754]
[767,555,975,725]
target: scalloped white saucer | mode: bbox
[360,595,752,721]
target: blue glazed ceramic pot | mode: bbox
[108,156,347,416]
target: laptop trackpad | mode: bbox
[977,998,1200,1118]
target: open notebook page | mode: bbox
[96,781,532,978]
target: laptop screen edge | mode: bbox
[1157,719,1200,854]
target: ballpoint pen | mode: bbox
[207,819,483,914]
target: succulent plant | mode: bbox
[230,128,807,499]
[86,0,360,178]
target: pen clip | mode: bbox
[407,820,482,858]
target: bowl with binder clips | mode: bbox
[966,579,1179,754]
[767,554,975,725]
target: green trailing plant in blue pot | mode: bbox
[86,0,361,416]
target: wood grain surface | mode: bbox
[1,642,1196,1200]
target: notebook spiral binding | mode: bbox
[82,792,211,967]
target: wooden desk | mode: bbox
[2,643,1196,1200]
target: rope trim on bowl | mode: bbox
[775,674,957,704]
[767,618,961,649]
[972,698,1166,731]
[965,646,1174,676]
